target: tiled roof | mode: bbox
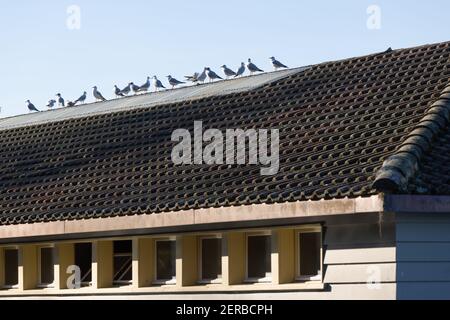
[0,41,449,226]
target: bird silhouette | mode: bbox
[235,62,246,77]
[185,73,200,83]
[137,77,151,93]
[152,76,166,92]
[120,83,132,96]
[247,59,264,74]
[221,65,237,79]
[114,85,125,98]
[131,82,140,94]
[205,67,223,82]
[270,56,288,70]
[75,91,87,105]
[56,93,65,107]
[46,100,56,109]
[197,69,207,83]
[167,75,185,89]
[27,100,39,112]
[67,101,76,107]
[93,86,107,102]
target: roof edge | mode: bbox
[373,82,450,193]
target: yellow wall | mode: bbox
[93,241,113,289]
[55,243,74,290]
[133,238,154,288]
[176,235,198,287]
[19,245,38,290]
[272,229,295,284]
[222,232,245,285]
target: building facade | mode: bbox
[0,41,449,299]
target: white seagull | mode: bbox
[27,100,39,112]
[247,58,264,75]
[221,65,237,79]
[205,67,223,82]
[56,93,65,107]
[152,76,166,92]
[120,83,132,96]
[270,56,288,70]
[46,100,56,109]
[235,62,246,77]
[74,91,87,105]
[137,77,151,93]
[197,68,207,83]
[114,85,125,98]
[93,86,107,102]
[167,75,185,89]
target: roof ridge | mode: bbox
[373,81,450,193]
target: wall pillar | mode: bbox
[222,232,245,285]
[272,229,295,284]
[55,243,74,290]
[132,238,155,288]
[176,235,198,288]
[92,241,113,289]
[18,245,38,290]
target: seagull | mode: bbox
[197,68,207,83]
[93,86,107,102]
[221,65,237,79]
[114,85,125,98]
[74,91,87,105]
[185,73,199,83]
[137,77,151,93]
[247,58,264,75]
[67,101,76,107]
[235,62,246,77]
[131,82,140,94]
[167,75,185,89]
[120,83,132,96]
[56,93,65,107]
[205,67,223,82]
[270,56,288,70]
[26,100,39,112]
[46,100,56,109]
[152,76,166,92]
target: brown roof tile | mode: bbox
[0,41,449,225]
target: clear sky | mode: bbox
[1,0,449,118]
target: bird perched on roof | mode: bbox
[205,67,223,82]
[74,91,87,105]
[131,82,140,94]
[270,56,288,70]
[185,73,199,83]
[114,85,125,98]
[120,83,132,96]
[152,76,166,92]
[247,59,264,75]
[56,93,65,107]
[197,68,207,83]
[221,65,237,79]
[93,86,107,102]
[137,77,151,93]
[235,62,246,78]
[67,101,76,107]
[46,100,56,109]
[167,75,185,89]
[27,100,39,112]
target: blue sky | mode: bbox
[1,0,449,118]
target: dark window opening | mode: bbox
[75,243,92,285]
[299,232,322,278]
[156,240,176,282]
[201,238,222,281]
[40,247,55,286]
[247,235,271,280]
[4,249,19,287]
[113,240,132,284]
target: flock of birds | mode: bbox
[26,57,288,113]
